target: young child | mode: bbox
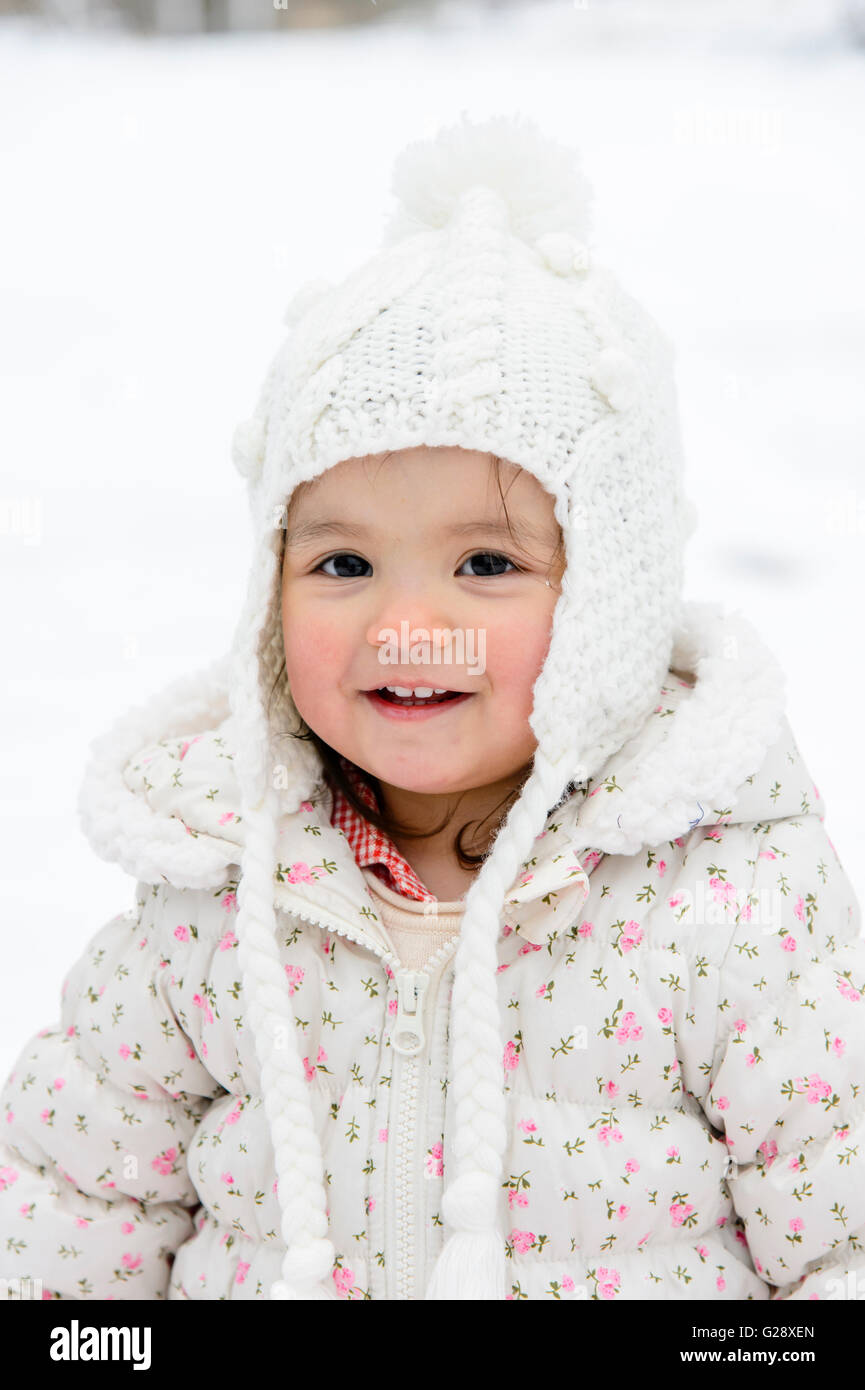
[2,113,863,1303]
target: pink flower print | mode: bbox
[605,1081,619,1098]
[666,1146,679,1159]
[510,1230,535,1255]
[75,1217,89,1229]
[39,1108,51,1123]
[799,1072,832,1103]
[667,893,684,910]
[121,1253,142,1270]
[832,1036,845,1057]
[614,1010,642,1043]
[658,1007,672,1025]
[517,1119,537,1134]
[620,920,643,952]
[625,1158,639,1174]
[503,1040,519,1073]
[716,1275,726,1292]
[286,862,318,885]
[793,895,805,922]
[637,1232,651,1246]
[235,1261,250,1284]
[221,1171,234,1186]
[578,920,593,938]
[174,924,189,942]
[837,978,862,1002]
[617,1205,629,1221]
[534,983,547,998]
[178,736,201,761]
[121,1221,135,1235]
[836,1127,850,1141]
[218,930,237,951]
[759,1139,778,1167]
[781,934,797,952]
[709,876,736,906]
[332,1265,355,1299]
[745,1054,757,1068]
[562,1276,575,1292]
[507,1188,528,1210]
[302,1057,316,1082]
[300,801,313,813]
[740,904,752,921]
[734,1019,747,1033]
[118,1043,132,1060]
[221,892,237,913]
[192,993,214,1025]
[584,851,602,870]
[284,964,305,996]
[758,850,777,860]
[0,1166,19,1191]
[425,1142,444,1178]
[316,1046,327,1065]
[377,1128,388,1143]
[151,1147,177,1176]
[598,1125,623,1146]
[790,1218,804,1233]
[670,1202,694,1227]
[696,1245,709,1258]
[516,871,534,888]
[388,998,398,1015]
[218,811,235,826]
[518,942,543,955]
[657,860,667,877]
[597,1266,620,1300]
[716,1095,729,1111]
[53,1078,65,1091]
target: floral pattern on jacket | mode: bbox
[2,663,864,1301]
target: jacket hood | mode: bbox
[78,599,804,943]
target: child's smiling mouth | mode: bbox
[362,684,476,719]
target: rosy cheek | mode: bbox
[484,615,552,693]
[283,613,346,689]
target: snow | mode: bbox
[1,0,863,1077]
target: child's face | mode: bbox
[280,446,563,797]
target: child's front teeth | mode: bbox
[384,686,447,697]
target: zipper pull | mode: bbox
[392,970,429,1056]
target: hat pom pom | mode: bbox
[231,415,266,482]
[382,111,594,249]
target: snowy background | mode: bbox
[2,0,864,1078]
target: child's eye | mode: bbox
[316,552,372,579]
[458,551,521,578]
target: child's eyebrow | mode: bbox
[284,517,555,550]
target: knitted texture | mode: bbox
[223,112,699,1298]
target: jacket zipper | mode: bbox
[275,893,458,1299]
[388,940,457,1300]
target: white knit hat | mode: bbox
[226,112,697,1300]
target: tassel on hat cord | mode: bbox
[235,775,338,1300]
[425,751,573,1300]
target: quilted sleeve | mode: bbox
[0,883,225,1300]
[700,812,865,1300]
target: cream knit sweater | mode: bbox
[362,868,465,971]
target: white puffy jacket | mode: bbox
[2,605,864,1300]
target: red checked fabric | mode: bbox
[329,756,436,903]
